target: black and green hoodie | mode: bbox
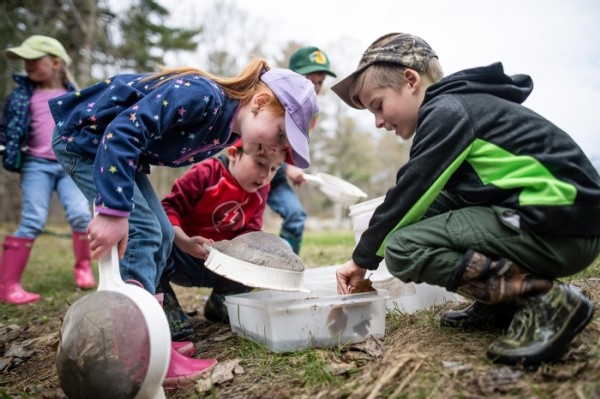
[355,62,600,269]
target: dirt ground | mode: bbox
[1,277,599,398]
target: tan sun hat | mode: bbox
[5,35,71,65]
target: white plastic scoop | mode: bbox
[56,246,171,399]
[304,173,367,207]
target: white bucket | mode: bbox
[346,196,461,312]
[348,196,385,244]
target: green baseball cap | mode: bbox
[5,35,71,65]
[289,46,336,78]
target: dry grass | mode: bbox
[1,224,599,399]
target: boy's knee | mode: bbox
[384,231,415,279]
[287,208,307,223]
[386,230,414,257]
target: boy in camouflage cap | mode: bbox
[333,32,600,366]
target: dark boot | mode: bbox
[156,279,194,341]
[449,250,552,305]
[280,230,302,255]
[439,301,517,330]
[487,282,595,366]
[204,277,252,324]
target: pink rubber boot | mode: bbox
[172,341,196,357]
[0,236,40,305]
[163,348,217,389]
[72,232,96,289]
[154,292,217,388]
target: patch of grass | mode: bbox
[571,256,600,280]
[0,225,90,328]
[300,229,355,267]
[233,334,340,389]
[2,223,600,399]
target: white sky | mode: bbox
[164,0,600,156]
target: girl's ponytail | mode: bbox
[145,58,274,104]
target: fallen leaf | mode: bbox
[0,357,11,372]
[479,366,523,394]
[5,343,35,359]
[326,361,356,375]
[196,358,244,392]
[209,332,233,342]
[0,324,22,344]
[346,337,383,358]
[442,360,471,375]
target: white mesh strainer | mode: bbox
[204,232,309,292]
[304,173,367,207]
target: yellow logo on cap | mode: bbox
[311,51,327,65]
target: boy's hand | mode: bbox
[336,260,367,294]
[284,164,306,186]
[174,227,214,260]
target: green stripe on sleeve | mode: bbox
[468,139,576,206]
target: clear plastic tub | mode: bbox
[225,288,387,353]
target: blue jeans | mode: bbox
[52,130,174,293]
[15,156,91,238]
[267,169,307,238]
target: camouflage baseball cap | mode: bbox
[331,32,437,109]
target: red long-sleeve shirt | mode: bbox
[161,156,268,241]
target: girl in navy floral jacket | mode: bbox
[50,59,318,387]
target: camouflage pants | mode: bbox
[384,193,600,288]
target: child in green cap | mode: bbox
[268,46,336,255]
[333,32,600,366]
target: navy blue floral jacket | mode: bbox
[0,75,76,172]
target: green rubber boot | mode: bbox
[279,230,302,255]
[487,283,594,366]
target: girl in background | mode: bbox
[0,35,94,306]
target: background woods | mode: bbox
[0,0,409,225]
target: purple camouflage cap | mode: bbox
[332,32,437,109]
[260,68,319,169]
